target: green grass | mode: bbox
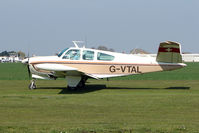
[0,63,29,80]
[0,62,199,80]
[0,80,199,132]
[0,63,199,132]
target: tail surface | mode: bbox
[156,41,182,63]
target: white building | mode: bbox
[0,56,22,63]
[133,54,199,62]
[182,54,199,62]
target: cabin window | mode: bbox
[82,50,94,60]
[58,48,69,57]
[63,49,80,60]
[97,52,115,61]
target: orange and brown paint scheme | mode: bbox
[22,41,186,90]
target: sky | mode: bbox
[0,0,198,56]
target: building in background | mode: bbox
[132,53,199,62]
[0,51,24,63]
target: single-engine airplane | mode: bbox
[22,41,186,90]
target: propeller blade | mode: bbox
[28,51,30,63]
[27,51,31,79]
[27,65,31,79]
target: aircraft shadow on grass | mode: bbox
[37,85,106,94]
[36,85,190,94]
[165,87,190,90]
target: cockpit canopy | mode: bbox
[58,48,115,61]
[63,49,80,60]
[58,48,69,57]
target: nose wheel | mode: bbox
[29,80,37,90]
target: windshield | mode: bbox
[63,49,80,60]
[58,48,69,57]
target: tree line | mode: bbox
[92,46,115,52]
[0,51,25,59]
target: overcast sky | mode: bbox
[0,0,198,56]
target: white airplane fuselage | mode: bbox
[22,41,186,89]
[28,48,185,78]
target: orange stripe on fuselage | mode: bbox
[30,60,179,66]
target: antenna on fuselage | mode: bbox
[72,41,84,48]
[83,38,86,48]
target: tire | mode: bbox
[29,83,36,90]
[77,78,86,88]
[67,86,77,91]
[77,81,85,88]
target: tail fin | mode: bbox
[156,41,182,63]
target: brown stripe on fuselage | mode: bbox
[30,61,183,75]
[30,60,179,66]
[32,64,52,74]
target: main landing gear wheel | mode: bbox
[77,80,85,88]
[29,80,37,90]
[67,86,77,91]
[66,76,88,91]
[67,80,86,90]
[77,76,87,88]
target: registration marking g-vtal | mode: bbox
[109,65,142,73]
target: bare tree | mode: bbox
[97,46,114,52]
[17,51,26,59]
[109,48,115,52]
[97,46,108,51]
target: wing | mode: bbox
[35,63,97,79]
[35,63,129,79]
[84,73,131,79]
[36,64,77,71]
[35,63,82,78]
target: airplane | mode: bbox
[22,41,186,90]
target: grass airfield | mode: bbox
[0,63,199,132]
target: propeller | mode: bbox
[27,52,31,79]
[22,51,31,79]
[27,64,31,79]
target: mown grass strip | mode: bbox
[0,62,198,80]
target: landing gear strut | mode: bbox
[29,79,37,90]
[77,76,88,88]
[77,76,87,88]
[67,76,88,90]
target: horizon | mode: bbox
[0,0,198,56]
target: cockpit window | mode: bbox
[97,52,115,61]
[82,50,94,60]
[63,49,80,60]
[58,48,69,57]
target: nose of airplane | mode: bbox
[22,58,29,64]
